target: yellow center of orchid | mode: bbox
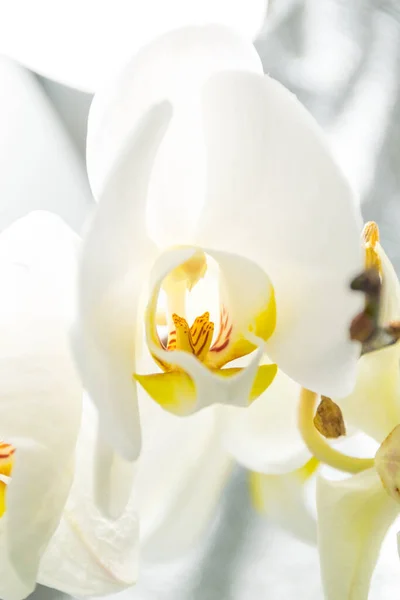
[0,442,15,518]
[134,250,278,414]
[168,312,215,360]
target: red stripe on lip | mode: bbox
[0,445,15,459]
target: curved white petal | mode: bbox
[375,425,400,503]
[0,450,73,600]
[134,398,232,562]
[0,445,74,600]
[38,400,138,596]
[39,397,229,591]
[0,1,267,92]
[87,24,262,248]
[0,213,82,598]
[222,370,310,473]
[378,243,400,323]
[317,469,398,600]
[336,344,400,444]
[197,70,363,397]
[93,436,136,520]
[5,443,74,597]
[0,212,81,451]
[0,528,30,600]
[142,245,276,413]
[249,459,318,544]
[0,58,93,233]
[74,102,172,461]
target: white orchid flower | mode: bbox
[315,223,400,600]
[73,24,363,520]
[220,220,400,561]
[247,220,400,599]
[0,211,233,599]
[0,57,142,598]
[0,213,82,600]
[0,0,268,92]
[0,213,142,600]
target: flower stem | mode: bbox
[298,388,375,474]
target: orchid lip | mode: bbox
[133,245,278,414]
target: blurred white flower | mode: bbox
[243,221,400,599]
[249,456,319,544]
[0,213,83,600]
[221,220,400,600]
[0,212,233,600]
[316,223,400,600]
[0,56,140,598]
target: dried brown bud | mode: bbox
[350,258,400,355]
[349,312,375,343]
[349,268,382,351]
[313,396,346,439]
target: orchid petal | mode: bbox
[0,451,74,600]
[197,70,363,397]
[74,101,172,461]
[375,425,400,503]
[336,344,400,444]
[38,401,138,596]
[222,370,311,473]
[0,531,30,600]
[93,437,136,520]
[249,458,318,544]
[133,399,232,562]
[141,245,277,414]
[0,213,81,599]
[135,371,196,413]
[316,469,398,600]
[378,243,400,323]
[87,25,262,244]
[5,443,74,596]
[210,365,277,400]
[0,58,93,233]
[0,1,267,92]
